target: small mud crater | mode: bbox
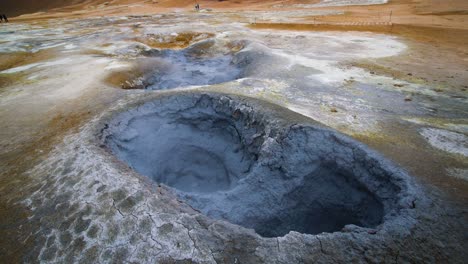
[111,39,248,90]
[102,93,414,237]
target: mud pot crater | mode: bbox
[125,39,251,90]
[101,92,418,238]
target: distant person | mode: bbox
[195,4,200,11]
[0,15,3,23]
[2,14,8,23]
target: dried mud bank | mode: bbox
[22,92,465,263]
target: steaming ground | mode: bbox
[0,11,467,263]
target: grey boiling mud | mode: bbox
[103,93,411,237]
[140,40,245,90]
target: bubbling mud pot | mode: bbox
[103,92,417,238]
[129,39,247,90]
